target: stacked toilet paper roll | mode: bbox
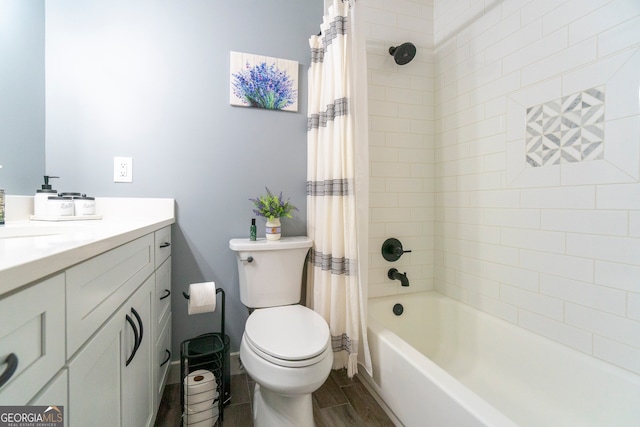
[183,369,220,427]
[187,282,217,315]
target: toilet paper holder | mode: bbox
[181,287,230,421]
[182,288,225,339]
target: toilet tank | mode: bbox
[229,236,312,308]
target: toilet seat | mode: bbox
[244,305,330,368]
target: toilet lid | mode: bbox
[244,305,330,362]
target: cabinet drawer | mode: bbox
[154,226,172,269]
[66,234,154,357]
[154,314,171,413]
[0,274,65,405]
[155,257,171,334]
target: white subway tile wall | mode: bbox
[432,0,640,375]
[362,0,640,376]
[362,0,435,298]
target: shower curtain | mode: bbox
[306,0,371,378]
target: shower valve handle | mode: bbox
[382,238,411,262]
[393,247,411,256]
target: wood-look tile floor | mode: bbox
[155,369,396,427]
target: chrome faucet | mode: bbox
[388,268,409,287]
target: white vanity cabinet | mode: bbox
[67,227,172,427]
[0,221,173,427]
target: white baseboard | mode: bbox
[167,352,244,385]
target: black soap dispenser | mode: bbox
[34,175,59,217]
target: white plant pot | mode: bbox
[265,218,281,241]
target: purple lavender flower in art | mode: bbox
[232,62,296,110]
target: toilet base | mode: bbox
[253,383,314,427]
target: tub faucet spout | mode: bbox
[388,268,410,287]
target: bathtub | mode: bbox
[360,291,640,427]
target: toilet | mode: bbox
[229,236,332,427]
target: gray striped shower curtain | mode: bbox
[306,0,371,378]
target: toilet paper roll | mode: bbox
[184,369,216,395]
[184,406,217,424]
[187,282,217,315]
[185,399,220,414]
[184,413,219,427]
[184,387,219,405]
[184,407,217,425]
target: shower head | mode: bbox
[389,42,416,65]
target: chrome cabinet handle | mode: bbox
[0,353,18,388]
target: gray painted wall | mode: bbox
[45,0,323,358]
[0,0,45,195]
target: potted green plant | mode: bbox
[249,187,298,240]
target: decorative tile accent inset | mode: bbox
[526,86,605,167]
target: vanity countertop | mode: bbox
[0,197,175,297]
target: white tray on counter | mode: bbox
[29,215,103,222]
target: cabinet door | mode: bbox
[68,277,154,427]
[29,369,68,427]
[68,306,124,427]
[122,276,154,427]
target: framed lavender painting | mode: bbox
[229,51,299,112]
